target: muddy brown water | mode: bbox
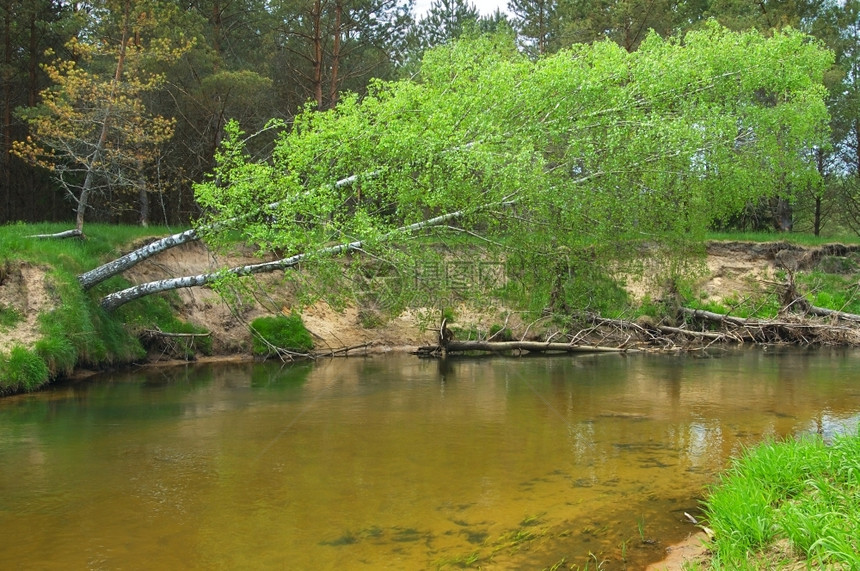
[2,348,860,570]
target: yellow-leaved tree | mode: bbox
[13,0,191,235]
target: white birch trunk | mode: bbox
[99,201,516,311]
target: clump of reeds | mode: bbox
[702,428,860,569]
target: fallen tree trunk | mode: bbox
[27,229,84,240]
[679,308,750,327]
[79,227,201,290]
[680,306,860,345]
[417,340,631,355]
[655,324,727,340]
[100,239,362,311]
[143,328,210,338]
[806,305,860,323]
[589,314,729,342]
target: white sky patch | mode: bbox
[413,0,510,18]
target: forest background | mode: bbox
[2,0,859,237]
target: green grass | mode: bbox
[797,271,860,315]
[0,304,23,328]
[0,221,182,269]
[683,235,860,320]
[0,345,50,394]
[702,429,860,569]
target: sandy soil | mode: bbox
[120,240,445,355]
[646,532,711,570]
[0,262,52,350]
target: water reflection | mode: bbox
[1,348,859,569]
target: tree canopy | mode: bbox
[188,24,831,311]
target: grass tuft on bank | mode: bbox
[701,428,860,569]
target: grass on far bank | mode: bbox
[699,429,860,570]
[0,222,208,394]
[706,230,860,246]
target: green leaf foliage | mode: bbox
[195,24,832,312]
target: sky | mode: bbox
[413,0,510,18]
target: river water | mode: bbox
[1,349,859,570]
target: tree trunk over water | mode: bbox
[418,340,631,354]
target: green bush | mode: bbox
[250,314,314,356]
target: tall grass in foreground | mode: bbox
[702,430,860,569]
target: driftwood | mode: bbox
[590,314,730,345]
[416,340,631,356]
[806,305,860,323]
[680,307,859,345]
[419,301,860,358]
[143,328,210,338]
[142,327,210,361]
[314,343,375,357]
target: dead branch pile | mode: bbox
[416,299,860,357]
[414,340,630,356]
[677,308,860,346]
[142,327,211,361]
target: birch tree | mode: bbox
[97,24,832,311]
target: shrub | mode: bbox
[250,314,314,356]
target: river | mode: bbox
[1,348,859,570]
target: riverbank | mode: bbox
[703,430,860,569]
[5,222,860,393]
[648,428,860,570]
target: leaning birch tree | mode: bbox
[95,23,832,312]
